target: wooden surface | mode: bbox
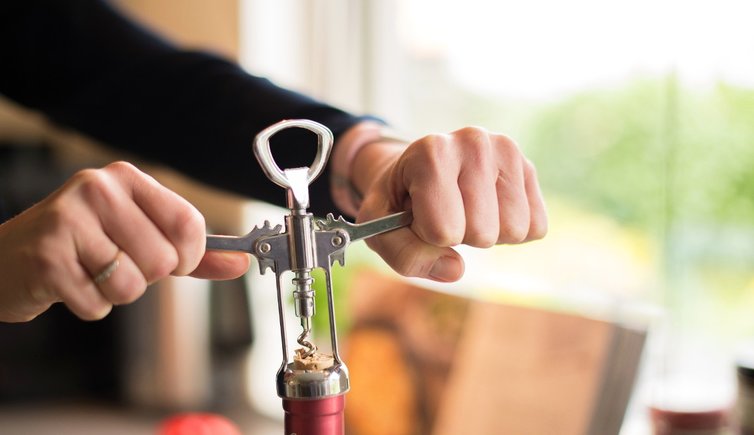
[433,300,613,435]
[114,0,239,59]
[343,269,629,435]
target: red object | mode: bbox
[283,395,345,435]
[650,407,730,435]
[159,413,242,435]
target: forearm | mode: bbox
[0,0,377,216]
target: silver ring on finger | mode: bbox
[93,250,121,285]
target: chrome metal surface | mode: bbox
[204,120,411,405]
[316,210,413,243]
[277,361,349,399]
[253,119,333,190]
[205,222,282,253]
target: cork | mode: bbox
[293,349,335,371]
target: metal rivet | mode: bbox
[331,235,343,247]
[259,242,271,253]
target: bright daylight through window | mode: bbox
[394,0,754,433]
[240,0,754,432]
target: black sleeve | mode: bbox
[0,0,379,216]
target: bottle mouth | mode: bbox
[277,359,350,399]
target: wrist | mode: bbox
[330,122,408,216]
[350,139,405,197]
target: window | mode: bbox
[241,0,754,431]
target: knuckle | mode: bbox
[452,126,488,140]
[527,216,549,241]
[407,134,460,182]
[73,167,108,187]
[418,132,450,146]
[70,167,101,184]
[464,229,498,248]
[105,160,139,176]
[77,301,113,321]
[461,136,493,165]
[169,205,206,274]
[144,249,179,282]
[492,134,521,157]
[103,161,150,187]
[452,127,494,157]
[421,226,463,248]
[171,203,206,245]
[416,133,452,158]
[528,228,547,241]
[110,278,147,306]
[75,169,117,207]
[499,220,529,244]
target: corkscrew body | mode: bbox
[205,119,411,435]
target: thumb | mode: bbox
[190,251,251,280]
[365,227,465,282]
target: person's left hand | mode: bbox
[350,126,548,282]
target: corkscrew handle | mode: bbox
[253,119,333,190]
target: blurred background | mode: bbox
[246,0,754,431]
[1,0,753,433]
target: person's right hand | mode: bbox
[0,161,249,323]
[351,127,547,283]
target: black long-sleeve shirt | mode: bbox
[0,0,384,401]
[0,0,376,216]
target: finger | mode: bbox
[86,250,147,306]
[460,170,500,247]
[97,194,176,284]
[494,138,530,244]
[74,166,179,283]
[70,204,149,306]
[522,159,548,241]
[365,227,465,283]
[399,135,466,247]
[107,162,206,276]
[454,132,500,247]
[190,251,251,280]
[28,198,111,320]
[52,250,113,321]
[60,283,113,321]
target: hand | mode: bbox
[353,127,547,282]
[0,161,249,322]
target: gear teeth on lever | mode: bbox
[205,221,283,253]
[315,211,413,243]
[315,213,347,230]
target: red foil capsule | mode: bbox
[283,395,345,435]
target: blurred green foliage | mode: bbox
[517,78,754,336]
[521,78,754,231]
[419,76,754,337]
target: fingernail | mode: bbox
[429,256,463,282]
